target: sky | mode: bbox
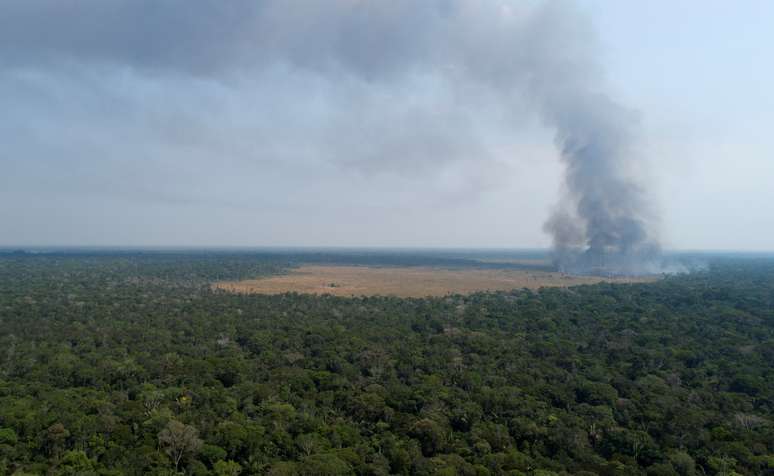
[1,0,772,251]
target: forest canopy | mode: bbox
[0,251,772,475]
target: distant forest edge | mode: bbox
[0,247,756,282]
[0,249,560,287]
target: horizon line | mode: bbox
[2,245,774,255]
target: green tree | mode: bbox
[158,420,203,472]
[213,460,243,476]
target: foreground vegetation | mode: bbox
[0,252,772,475]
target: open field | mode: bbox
[472,258,553,267]
[213,265,656,297]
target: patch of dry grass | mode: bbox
[213,265,654,298]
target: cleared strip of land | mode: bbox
[213,265,655,298]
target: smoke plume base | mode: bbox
[551,246,663,276]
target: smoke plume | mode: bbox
[541,94,661,275]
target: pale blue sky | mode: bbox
[1,1,772,251]
[581,1,774,250]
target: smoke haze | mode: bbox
[3,1,771,256]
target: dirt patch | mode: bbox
[213,265,655,298]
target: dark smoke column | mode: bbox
[542,90,661,276]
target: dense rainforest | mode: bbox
[0,252,772,475]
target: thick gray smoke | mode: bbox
[0,0,662,265]
[542,94,661,276]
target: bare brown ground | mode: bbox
[213,265,655,298]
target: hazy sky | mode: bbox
[1,0,772,250]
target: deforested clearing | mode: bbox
[214,265,656,297]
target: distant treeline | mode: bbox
[0,248,557,274]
